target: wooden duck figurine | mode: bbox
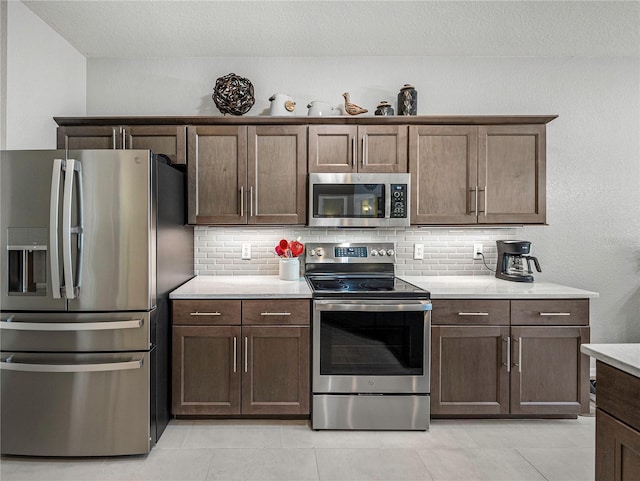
[342,92,368,115]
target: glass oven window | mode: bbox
[313,183,385,218]
[319,311,424,376]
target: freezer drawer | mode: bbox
[0,311,153,352]
[0,351,151,456]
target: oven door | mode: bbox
[313,299,431,394]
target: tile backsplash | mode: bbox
[194,226,517,276]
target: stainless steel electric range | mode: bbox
[305,242,432,430]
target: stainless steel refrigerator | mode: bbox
[0,150,193,456]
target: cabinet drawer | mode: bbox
[510,299,588,326]
[432,299,510,325]
[242,300,310,325]
[172,300,241,325]
[597,361,640,432]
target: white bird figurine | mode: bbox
[342,92,368,115]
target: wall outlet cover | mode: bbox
[241,243,251,259]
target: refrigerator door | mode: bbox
[1,150,68,311]
[66,150,155,311]
[0,350,151,456]
[0,311,152,352]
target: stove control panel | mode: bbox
[305,242,396,263]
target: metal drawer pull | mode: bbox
[1,358,143,373]
[457,312,489,316]
[0,319,142,331]
[190,312,221,316]
[539,312,571,316]
[260,312,291,316]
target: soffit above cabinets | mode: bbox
[22,1,640,59]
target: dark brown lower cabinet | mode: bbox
[242,326,309,415]
[172,325,241,415]
[431,325,510,415]
[510,326,590,415]
[597,409,640,481]
[171,299,311,417]
[595,361,640,481]
[431,298,591,417]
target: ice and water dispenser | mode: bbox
[7,227,48,295]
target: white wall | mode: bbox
[86,56,640,346]
[4,0,85,149]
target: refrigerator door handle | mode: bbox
[0,318,143,331]
[49,159,63,298]
[62,159,83,299]
[0,357,144,373]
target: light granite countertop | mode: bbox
[401,275,599,299]
[170,275,597,300]
[581,343,640,379]
[170,275,312,299]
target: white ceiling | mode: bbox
[22,0,640,59]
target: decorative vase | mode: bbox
[374,101,394,116]
[397,84,417,116]
[279,258,300,281]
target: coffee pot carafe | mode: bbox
[496,240,541,282]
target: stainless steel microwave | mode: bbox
[308,173,411,227]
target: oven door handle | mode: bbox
[313,300,432,312]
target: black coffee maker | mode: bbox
[496,240,541,282]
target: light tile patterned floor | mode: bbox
[0,416,595,481]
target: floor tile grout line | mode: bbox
[514,447,551,481]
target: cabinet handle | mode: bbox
[240,186,244,216]
[469,187,478,217]
[514,337,522,372]
[122,128,126,150]
[361,136,366,167]
[457,312,489,316]
[260,312,291,316]
[504,336,511,373]
[112,128,117,150]
[539,312,571,316]
[480,185,488,216]
[189,312,221,316]
[233,336,237,373]
[351,138,356,169]
[244,336,248,373]
[250,186,254,218]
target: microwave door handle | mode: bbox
[49,159,63,298]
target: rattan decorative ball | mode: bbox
[212,73,255,115]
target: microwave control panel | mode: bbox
[390,184,408,218]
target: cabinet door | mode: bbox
[247,126,307,224]
[478,125,546,224]
[358,125,408,173]
[510,326,590,415]
[431,325,510,415]
[187,125,247,224]
[308,125,357,173]
[172,325,241,415]
[596,409,640,481]
[241,326,310,415]
[409,125,478,224]
[124,125,186,165]
[57,126,121,150]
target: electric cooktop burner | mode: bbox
[304,242,430,300]
[307,276,429,299]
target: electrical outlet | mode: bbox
[241,243,251,260]
[413,243,424,260]
[473,243,483,259]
